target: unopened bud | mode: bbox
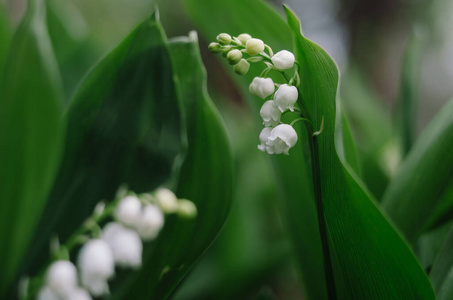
[227,49,242,65]
[233,59,250,75]
[216,33,232,45]
[177,199,197,219]
[246,38,264,56]
[208,42,222,53]
[237,33,252,45]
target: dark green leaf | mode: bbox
[112,32,233,299]
[22,10,185,279]
[383,97,453,243]
[285,5,434,298]
[0,0,64,294]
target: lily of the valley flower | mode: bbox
[102,223,143,269]
[177,199,198,218]
[249,77,275,99]
[155,188,178,214]
[246,38,264,56]
[237,33,252,45]
[266,124,298,155]
[46,260,78,298]
[271,50,295,70]
[37,286,58,300]
[115,195,142,227]
[67,288,92,300]
[78,239,115,297]
[260,100,282,127]
[258,127,273,152]
[136,204,165,241]
[274,84,298,112]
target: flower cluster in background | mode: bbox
[32,188,197,300]
[208,33,301,155]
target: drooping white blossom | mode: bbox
[46,260,78,298]
[266,124,298,155]
[246,38,264,56]
[115,195,142,227]
[135,204,164,241]
[271,50,295,70]
[258,127,273,152]
[273,84,298,112]
[233,59,250,75]
[249,77,275,99]
[37,286,59,300]
[155,188,178,214]
[102,222,142,269]
[78,239,114,297]
[260,100,282,127]
[67,288,92,300]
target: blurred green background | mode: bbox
[2,0,453,298]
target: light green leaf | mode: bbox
[383,98,453,243]
[284,6,434,298]
[111,32,233,299]
[21,10,185,281]
[0,0,64,294]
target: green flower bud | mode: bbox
[234,59,250,75]
[227,49,243,65]
[237,33,252,45]
[177,199,197,219]
[246,38,264,56]
[221,45,232,58]
[216,33,232,45]
[208,42,222,53]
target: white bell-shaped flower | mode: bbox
[136,204,164,241]
[237,33,252,45]
[78,239,114,297]
[46,260,78,298]
[246,38,264,56]
[155,188,178,213]
[67,288,92,300]
[177,199,197,218]
[37,286,59,300]
[274,84,298,112]
[266,124,298,155]
[257,127,272,152]
[260,100,282,127]
[271,50,295,70]
[115,195,142,227]
[249,77,275,99]
[102,222,142,269]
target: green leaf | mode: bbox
[382,97,453,243]
[22,10,185,279]
[284,5,434,298]
[0,0,64,294]
[0,2,11,72]
[110,32,233,299]
[430,224,453,299]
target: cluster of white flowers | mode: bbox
[209,33,300,155]
[36,188,196,300]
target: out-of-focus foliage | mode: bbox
[0,0,64,293]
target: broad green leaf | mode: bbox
[425,181,453,231]
[111,32,233,299]
[383,97,453,243]
[284,6,434,298]
[430,224,453,299]
[0,2,11,72]
[0,0,64,294]
[21,10,185,280]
